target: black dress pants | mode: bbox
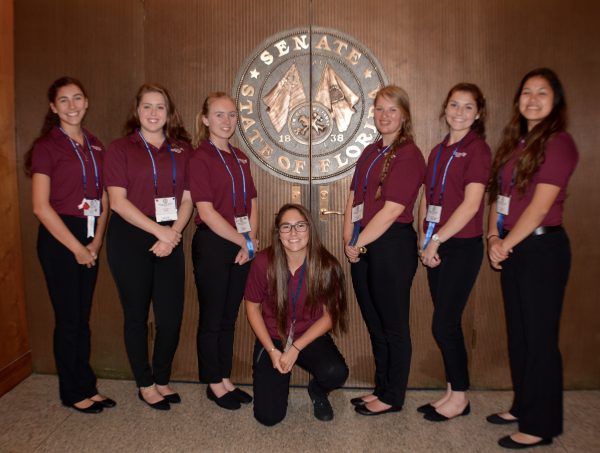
[107,213,184,387]
[501,229,570,439]
[192,225,250,383]
[37,216,98,405]
[350,223,417,407]
[426,236,483,391]
[252,335,348,426]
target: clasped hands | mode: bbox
[268,347,298,374]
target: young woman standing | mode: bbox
[190,92,258,410]
[417,83,491,422]
[487,68,578,449]
[343,85,426,416]
[105,84,193,410]
[26,76,115,413]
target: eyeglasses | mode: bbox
[278,221,309,234]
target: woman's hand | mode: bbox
[344,243,360,263]
[488,236,511,269]
[74,244,97,268]
[156,225,182,247]
[420,241,441,268]
[279,347,299,374]
[268,348,285,373]
[150,240,174,258]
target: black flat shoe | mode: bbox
[416,403,436,414]
[498,435,552,449]
[350,397,368,407]
[355,404,401,416]
[138,391,170,411]
[94,397,117,408]
[63,401,103,414]
[230,388,252,404]
[206,386,240,410]
[162,393,181,404]
[423,403,470,422]
[487,413,518,425]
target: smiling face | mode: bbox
[202,97,237,147]
[445,90,479,137]
[137,91,168,136]
[519,75,554,131]
[278,208,310,257]
[50,84,88,129]
[374,95,405,144]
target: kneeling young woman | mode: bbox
[245,204,348,426]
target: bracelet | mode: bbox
[291,343,301,352]
[268,346,276,353]
[487,234,499,241]
[358,246,367,254]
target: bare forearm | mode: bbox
[357,202,405,247]
[292,312,333,351]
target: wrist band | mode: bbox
[268,346,276,353]
[291,343,301,352]
[487,234,499,240]
[243,232,255,260]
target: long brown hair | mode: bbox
[440,82,487,139]
[374,85,415,199]
[192,91,235,148]
[123,83,190,142]
[24,76,87,176]
[488,68,567,200]
[267,204,348,341]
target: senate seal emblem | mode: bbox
[233,27,388,183]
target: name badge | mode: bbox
[235,215,252,233]
[81,198,101,217]
[351,203,364,223]
[496,195,511,216]
[426,205,442,223]
[155,197,178,222]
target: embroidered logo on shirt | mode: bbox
[453,151,467,158]
[237,158,248,164]
[171,147,183,153]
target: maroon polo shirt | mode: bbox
[350,139,426,225]
[104,133,191,217]
[244,250,323,340]
[499,131,578,230]
[31,126,105,218]
[189,140,257,227]
[422,131,491,238]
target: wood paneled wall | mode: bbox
[0,0,32,396]
[15,0,600,389]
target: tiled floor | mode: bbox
[0,375,598,452]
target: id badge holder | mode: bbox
[82,199,101,217]
[426,205,442,223]
[235,215,252,233]
[351,203,364,223]
[496,195,510,216]
[155,197,178,222]
[284,321,295,352]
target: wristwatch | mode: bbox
[358,246,367,254]
[432,234,441,244]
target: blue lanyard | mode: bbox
[422,138,463,249]
[210,140,254,259]
[349,143,391,246]
[209,140,248,215]
[288,260,306,325]
[496,165,517,237]
[138,130,177,197]
[59,127,100,199]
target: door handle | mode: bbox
[320,209,343,215]
[319,186,343,220]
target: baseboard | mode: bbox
[0,352,32,397]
